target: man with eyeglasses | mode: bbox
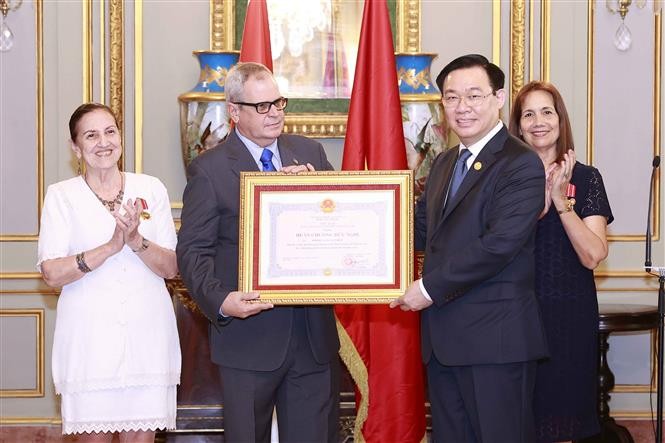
[391,54,548,442]
[177,62,339,442]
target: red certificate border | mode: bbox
[251,184,401,291]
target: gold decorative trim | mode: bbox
[336,317,369,442]
[611,410,659,419]
[210,0,233,50]
[597,287,661,292]
[37,0,44,230]
[540,0,550,82]
[493,0,501,65]
[511,0,526,104]
[0,417,61,425]
[608,234,660,241]
[0,289,59,295]
[0,309,44,398]
[109,0,124,165]
[594,270,652,277]
[0,1,44,242]
[396,0,420,52]
[134,0,143,173]
[0,235,39,242]
[613,385,654,393]
[178,92,227,102]
[0,273,43,279]
[400,94,442,103]
[83,0,92,102]
[282,114,347,139]
[100,0,105,104]
[653,11,662,242]
[528,0,534,81]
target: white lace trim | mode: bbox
[55,372,180,394]
[62,416,176,435]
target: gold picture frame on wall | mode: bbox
[208,0,421,138]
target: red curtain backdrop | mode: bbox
[335,0,426,442]
[239,0,273,70]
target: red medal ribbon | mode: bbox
[136,198,151,220]
[566,183,576,199]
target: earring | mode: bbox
[77,159,82,175]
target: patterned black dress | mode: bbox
[533,162,614,442]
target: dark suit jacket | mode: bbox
[177,131,340,371]
[415,126,548,366]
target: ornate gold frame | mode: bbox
[209,0,421,138]
[238,171,414,303]
[510,0,526,104]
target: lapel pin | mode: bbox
[473,161,482,171]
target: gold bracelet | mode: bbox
[557,198,576,215]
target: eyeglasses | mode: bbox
[232,97,288,114]
[442,92,495,108]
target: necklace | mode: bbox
[85,172,124,212]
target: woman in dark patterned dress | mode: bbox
[509,81,614,443]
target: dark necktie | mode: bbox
[260,148,276,172]
[449,149,473,199]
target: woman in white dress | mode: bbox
[37,103,181,442]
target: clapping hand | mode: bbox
[550,149,575,208]
[114,199,143,250]
[541,162,559,218]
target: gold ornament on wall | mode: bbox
[0,0,23,52]
[606,0,663,51]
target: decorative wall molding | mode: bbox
[109,0,124,150]
[589,2,661,242]
[0,309,44,398]
[0,0,43,242]
[510,0,526,105]
[540,0,550,82]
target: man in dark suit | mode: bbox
[391,54,548,442]
[177,62,340,443]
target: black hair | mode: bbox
[435,54,505,92]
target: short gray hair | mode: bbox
[225,62,275,102]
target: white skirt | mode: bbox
[60,385,177,435]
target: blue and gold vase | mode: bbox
[396,52,448,198]
[178,50,240,168]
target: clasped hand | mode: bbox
[108,199,144,253]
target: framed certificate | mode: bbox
[238,170,414,304]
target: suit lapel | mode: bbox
[277,135,299,168]
[225,131,261,177]
[440,126,509,222]
[430,149,457,219]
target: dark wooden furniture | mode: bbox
[580,304,659,443]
